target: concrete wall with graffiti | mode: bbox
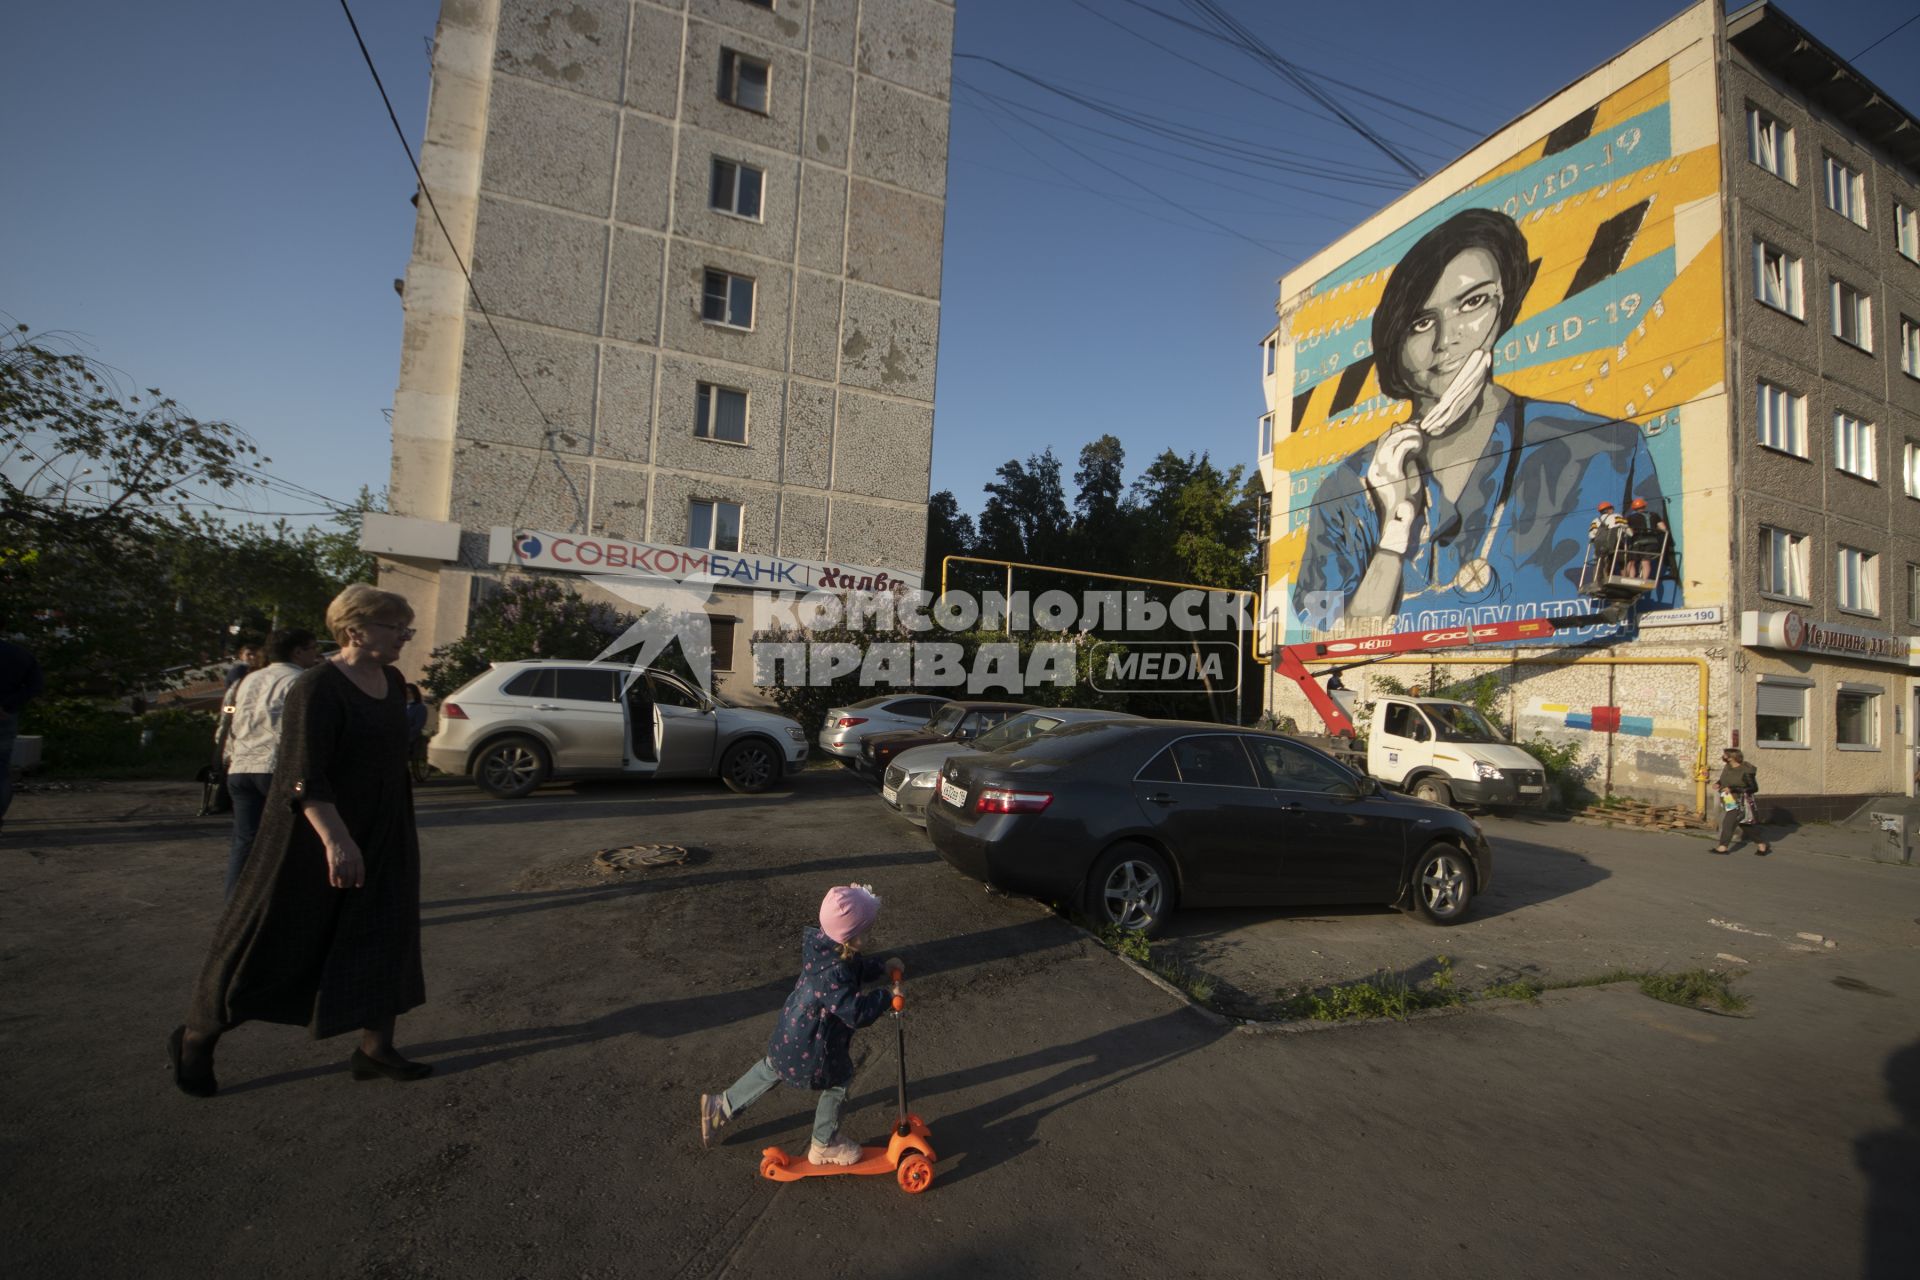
[1263,1,1729,648]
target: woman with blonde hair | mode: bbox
[170,584,431,1095]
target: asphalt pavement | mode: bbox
[2,772,1915,1278]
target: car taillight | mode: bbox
[441,703,467,719]
[836,717,868,728]
[975,787,1051,815]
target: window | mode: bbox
[1245,737,1352,794]
[1754,680,1808,745]
[695,382,748,443]
[501,668,555,698]
[1756,380,1806,456]
[1899,203,1919,263]
[708,157,764,219]
[645,672,704,709]
[554,668,619,702]
[1254,489,1271,541]
[1831,279,1873,351]
[708,617,736,673]
[717,48,770,113]
[1167,736,1259,788]
[1902,316,1919,377]
[701,268,755,328]
[1824,155,1866,226]
[1759,525,1809,599]
[1382,703,1432,742]
[1752,240,1802,317]
[1837,545,1879,615]
[1746,107,1796,182]
[689,499,742,552]
[1908,563,1920,626]
[1262,336,1277,376]
[1258,412,1274,456]
[1835,687,1880,748]
[1833,413,1877,480]
[1906,442,1920,499]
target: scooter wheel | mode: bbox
[896,1153,933,1194]
[760,1156,783,1179]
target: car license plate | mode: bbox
[1519,785,1542,794]
[939,777,966,809]
[882,784,898,805]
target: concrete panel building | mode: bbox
[1256,1,1919,818]
[366,0,953,698]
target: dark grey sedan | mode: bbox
[924,720,1491,936]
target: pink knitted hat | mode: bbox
[819,883,881,944]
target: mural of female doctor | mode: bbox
[1297,207,1668,630]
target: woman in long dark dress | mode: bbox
[169,585,430,1096]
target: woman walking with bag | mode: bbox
[1713,747,1771,856]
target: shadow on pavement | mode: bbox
[1858,1037,1920,1279]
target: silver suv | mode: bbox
[428,660,808,798]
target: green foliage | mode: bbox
[1483,979,1544,1001]
[18,697,218,778]
[420,577,640,699]
[1516,734,1595,805]
[1370,670,1509,735]
[1097,923,1153,964]
[1277,956,1465,1022]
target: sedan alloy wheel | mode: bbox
[1414,843,1473,924]
[1087,843,1173,937]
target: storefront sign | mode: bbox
[487,527,922,594]
[1739,610,1919,668]
[1639,605,1724,628]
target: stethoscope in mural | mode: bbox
[1296,208,1669,631]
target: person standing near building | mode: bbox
[221,628,322,897]
[0,638,46,837]
[223,642,262,694]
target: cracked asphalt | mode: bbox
[3,771,1916,1278]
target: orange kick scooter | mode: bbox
[759,962,936,1194]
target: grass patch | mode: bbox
[1476,967,1748,1013]
[1090,924,1217,1005]
[1276,956,1465,1023]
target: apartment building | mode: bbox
[1257,1,1918,816]
[361,0,953,697]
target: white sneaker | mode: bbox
[808,1136,863,1166]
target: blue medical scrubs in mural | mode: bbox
[1297,397,1668,631]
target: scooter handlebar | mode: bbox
[891,993,904,1012]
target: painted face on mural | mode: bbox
[1397,247,1505,408]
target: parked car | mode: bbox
[817,693,952,766]
[428,660,808,798]
[858,700,1031,781]
[924,720,1491,936]
[882,708,1136,827]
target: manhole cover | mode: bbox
[593,844,690,874]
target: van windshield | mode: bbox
[1426,703,1500,743]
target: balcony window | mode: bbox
[1831,279,1873,351]
[1753,240,1802,317]
[1833,413,1876,481]
[1756,380,1806,456]
[1759,525,1808,600]
[1823,155,1866,226]
[1746,107,1796,183]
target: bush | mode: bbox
[1515,734,1596,807]
[421,578,641,699]
[18,697,218,779]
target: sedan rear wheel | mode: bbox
[475,735,549,799]
[1084,842,1174,938]
[1413,842,1474,925]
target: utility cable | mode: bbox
[1851,12,1919,61]
[334,0,586,535]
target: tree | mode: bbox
[1070,434,1132,573]
[976,448,1069,565]
[1,324,269,694]
[1128,449,1259,588]
[420,577,639,698]
[922,489,975,594]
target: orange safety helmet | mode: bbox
[1596,501,1614,512]
[1630,498,1648,510]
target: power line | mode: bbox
[1851,12,1920,60]
[1176,0,1428,179]
[333,0,585,535]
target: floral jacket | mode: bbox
[766,928,891,1090]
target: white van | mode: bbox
[1363,697,1550,811]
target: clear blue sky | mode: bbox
[4,1,1917,529]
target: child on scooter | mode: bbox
[700,884,902,1165]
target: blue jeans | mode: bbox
[723,1058,848,1148]
[226,773,273,897]
[0,713,16,825]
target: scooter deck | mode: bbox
[759,1146,897,1181]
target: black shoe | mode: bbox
[1754,843,1770,856]
[169,1025,218,1098]
[350,1048,433,1082]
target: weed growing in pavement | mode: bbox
[1087,923,1218,1005]
[1096,924,1152,964]
[1277,956,1466,1022]
[1473,968,1748,1012]
[1482,979,1546,1001]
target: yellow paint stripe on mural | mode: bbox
[1539,704,1569,713]
[1469,66,1671,189]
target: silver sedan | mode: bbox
[881,708,1136,826]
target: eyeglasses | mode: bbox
[363,621,417,641]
